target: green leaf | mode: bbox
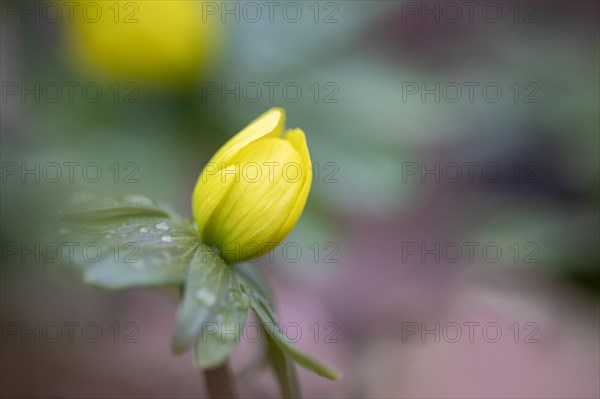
[173,245,250,368]
[195,295,248,369]
[41,193,200,289]
[82,216,199,289]
[266,331,301,399]
[248,292,339,381]
[60,192,173,220]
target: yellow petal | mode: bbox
[274,128,313,241]
[192,164,238,239]
[209,108,285,166]
[192,108,285,237]
[203,138,304,262]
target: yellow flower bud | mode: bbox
[192,108,312,263]
[64,1,219,86]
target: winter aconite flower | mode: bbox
[192,108,312,263]
[65,1,218,86]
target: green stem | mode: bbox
[204,362,238,399]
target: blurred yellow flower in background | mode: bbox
[192,108,312,263]
[64,0,219,87]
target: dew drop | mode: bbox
[68,191,96,206]
[123,194,154,206]
[195,289,216,306]
[123,194,154,207]
[161,235,173,243]
[154,222,170,231]
[139,227,149,233]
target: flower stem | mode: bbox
[204,362,238,399]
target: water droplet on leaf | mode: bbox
[154,222,170,231]
[123,194,154,207]
[195,289,216,306]
[68,191,96,207]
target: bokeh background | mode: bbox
[1,1,598,398]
